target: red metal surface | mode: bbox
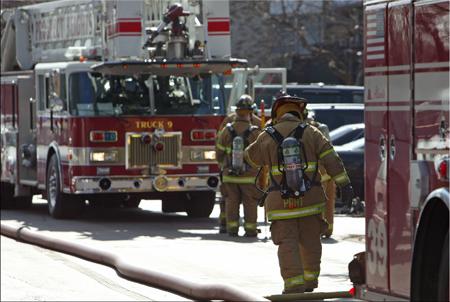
[66,115,223,147]
[414,1,450,157]
[364,1,390,294]
[107,19,142,38]
[0,84,15,126]
[207,19,230,33]
[387,2,413,296]
[365,3,388,68]
[414,2,450,64]
[35,114,223,189]
[363,0,449,299]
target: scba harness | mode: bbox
[264,123,320,199]
[226,123,259,175]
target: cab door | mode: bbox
[386,0,413,297]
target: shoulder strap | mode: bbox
[292,123,307,140]
[264,126,284,145]
[226,123,238,139]
[242,125,259,147]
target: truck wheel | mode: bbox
[47,155,83,219]
[185,191,215,218]
[122,197,141,208]
[437,232,449,302]
[0,182,15,209]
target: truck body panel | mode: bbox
[360,0,449,300]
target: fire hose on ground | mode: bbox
[1,222,267,302]
[1,222,354,301]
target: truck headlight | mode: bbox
[190,150,216,161]
[203,150,216,160]
[90,151,118,162]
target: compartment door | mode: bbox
[387,0,413,297]
[17,75,37,184]
[364,1,390,292]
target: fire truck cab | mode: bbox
[350,0,449,301]
[1,0,246,219]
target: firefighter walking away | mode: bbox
[216,95,261,234]
[244,93,355,293]
[216,95,262,237]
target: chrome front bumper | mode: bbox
[69,174,219,194]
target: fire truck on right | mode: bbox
[350,0,449,301]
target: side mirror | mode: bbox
[49,96,65,112]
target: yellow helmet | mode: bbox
[271,92,307,119]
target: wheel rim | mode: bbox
[48,166,58,209]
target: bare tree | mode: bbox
[252,0,363,85]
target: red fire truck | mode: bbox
[0,0,246,219]
[349,0,449,300]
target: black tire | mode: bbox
[185,191,216,218]
[122,197,141,208]
[0,182,15,209]
[47,155,83,219]
[437,232,449,302]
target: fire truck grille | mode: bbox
[126,132,182,169]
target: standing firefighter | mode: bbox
[244,94,354,293]
[216,95,262,237]
[216,95,261,233]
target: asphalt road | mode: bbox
[1,196,365,301]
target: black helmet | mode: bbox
[236,94,255,111]
[271,91,307,119]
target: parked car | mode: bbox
[254,83,364,107]
[330,123,364,146]
[307,103,364,131]
[334,137,365,201]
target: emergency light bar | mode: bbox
[90,131,118,142]
[91,59,247,76]
[190,129,216,141]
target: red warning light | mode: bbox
[154,142,165,152]
[349,287,356,297]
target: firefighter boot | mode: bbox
[282,285,305,295]
[321,223,333,239]
[227,220,239,236]
[244,221,258,237]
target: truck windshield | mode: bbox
[69,72,226,116]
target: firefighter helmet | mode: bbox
[236,94,255,111]
[271,91,307,119]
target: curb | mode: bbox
[1,222,268,301]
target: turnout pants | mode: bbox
[271,215,323,292]
[225,183,259,234]
[219,184,228,227]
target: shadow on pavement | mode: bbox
[1,200,270,244]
